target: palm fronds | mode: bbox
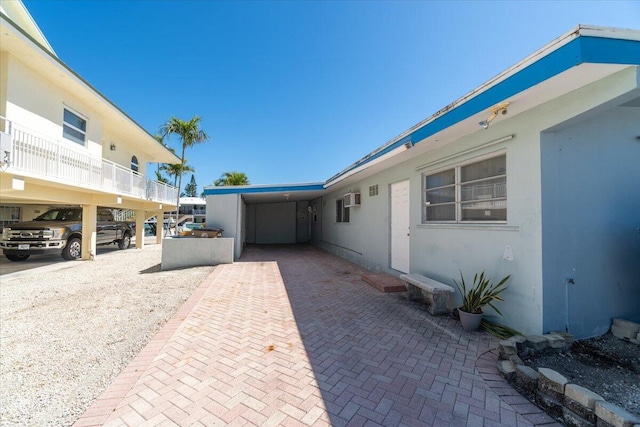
[480,319,521,339]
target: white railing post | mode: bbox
[55,140,60,177]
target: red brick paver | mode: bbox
[75,244,557,426]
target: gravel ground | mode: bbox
[0,245,215,427]
[525,332,640,417]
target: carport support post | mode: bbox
[135,209,146,250]
[81,204,97,260]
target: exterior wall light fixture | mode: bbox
[479,101,510,129]
[110,143,116,151]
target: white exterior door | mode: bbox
[390,180,410,273]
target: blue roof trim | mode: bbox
[581,37,640,65]
[203,183,325,196]
[409,38,583,146]
[327,36,639,184]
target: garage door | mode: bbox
[255,202,296,244]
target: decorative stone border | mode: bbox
[496,333,640,427]
[611,318,640,344]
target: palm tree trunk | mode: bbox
[173,146,187,233]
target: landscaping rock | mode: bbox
[611,319,640,341]
[516,365,539,399]
[508,354,524,365]
[525,332,640,419]
[497,359,516,380]
[564,407,596,427]
[595,401,640,427]
[536,391,563,419]
[525,335,548,351]
[499,339,517,359]
[612,325,636,341]
[565,384,604,423]
[538,367,568,401]
[612,319,640,333]
[565,384,605,409]
[550,331,575,349]
[512,334,527,352]
[543,334,566,351]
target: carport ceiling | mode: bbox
[241,188,327,204]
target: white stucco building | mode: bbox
[205,25,640,339]
[0,1,179,257]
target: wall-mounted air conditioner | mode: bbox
[343,192,361,207]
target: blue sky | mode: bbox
[24,0,640,192]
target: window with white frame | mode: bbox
[63,109,87,145]
[336,198,350,223]
[423,155,506,222]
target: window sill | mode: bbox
[416,223,519,232]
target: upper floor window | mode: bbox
[63,109,86,145]
[336,199,350,223]
[131,155,139,172]
[424,154,506,223]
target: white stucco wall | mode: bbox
[318,67,640,335]
[0,52,8,125]
[3,54,149,175]
[205,193,242,259]
[161,237,234,270]
[5,54,102,156]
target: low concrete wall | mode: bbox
[161,237,234,271]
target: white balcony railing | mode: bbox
[0,118,178,205]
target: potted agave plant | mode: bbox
[454,271,510,331]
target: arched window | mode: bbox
[131,155,139,172]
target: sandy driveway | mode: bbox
[0,244,214,427]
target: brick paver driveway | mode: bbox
[76,244,556,427]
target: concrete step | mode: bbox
[361,273,407,293]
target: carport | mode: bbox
[204,183,327,259]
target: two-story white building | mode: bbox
[0,1,180,259]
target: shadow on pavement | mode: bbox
[238,243,497,426]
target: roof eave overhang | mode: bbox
[203,182,325,196]
[203,182,328,204]
[324,25,640,188]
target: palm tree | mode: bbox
[153,134,176,176]
[214,171,250,186]
[154,170,169,184]
[160,116,209,226]
[160,161,195,187]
